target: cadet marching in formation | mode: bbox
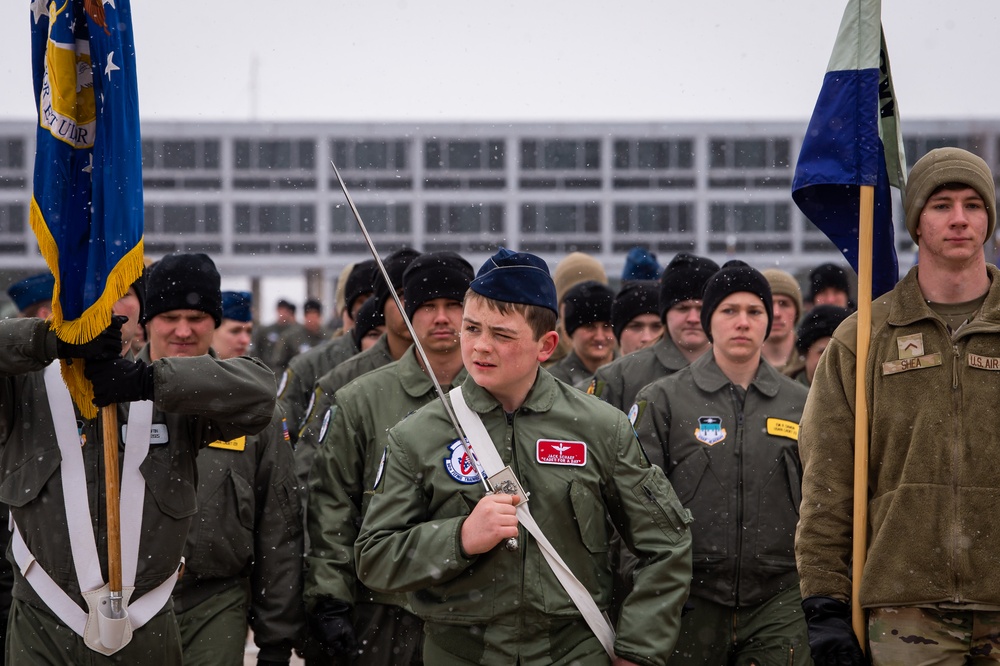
[1,146,997,665]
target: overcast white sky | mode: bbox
[1,1,998,123]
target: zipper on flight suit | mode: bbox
[729,384,745,608]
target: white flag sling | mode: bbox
[10,363,181,655]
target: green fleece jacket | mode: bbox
[796,265,1000,608]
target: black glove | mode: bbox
[309,597,357,657]
[256,660,288,666]
[56,315,127,361]
[84,357,155,406]
[802,596,867,666]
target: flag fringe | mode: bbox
[30,196,145,418]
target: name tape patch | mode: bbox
[882,352,942,375]
[766,418,799,441]
[968,353,1000,371]
[121,423,169,445]
[208,436,246,451]
[536,439,587,466]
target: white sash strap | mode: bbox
[11,523,181,636]
[43,364,102,592]
[120,401,153,586]
[449,387,617,658]
[13,365,179,647]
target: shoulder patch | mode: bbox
[373,447,388,490]
[444,440,481,485]
[303,390,317,422]
[318,407,333,443]
[628,402,640,426]
[276,370,290,398]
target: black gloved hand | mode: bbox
[309,597,357,657]
[802,595,867,666]
[256,660,289,666]
[84,357,155,406]
[56,315,127,361]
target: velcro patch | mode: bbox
[536,439,587,466]
[208,436,246,451]
[968,353,1000,371]
[766,418,799,441]
[882,352,942,375]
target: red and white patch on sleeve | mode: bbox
[536,439,587,466]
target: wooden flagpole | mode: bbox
[102,403,123,614]
[852,184,875,645]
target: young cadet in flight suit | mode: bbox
[277,260,376,445]
[356,247,693,666]
[634,261,810,665]
[796,148,1000,665]
[165,287,304,666]
[587,253,719,413]
[547,280,617,386]
[295,249,420,490]
[0,253,276,665]
[305,252,474,665]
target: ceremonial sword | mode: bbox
[331,160,523,551]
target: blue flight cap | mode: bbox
[221,291,253,322]
[6,272,54,312]
[470,247,558,314]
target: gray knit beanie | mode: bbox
[904,147,996,245]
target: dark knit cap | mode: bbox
[402,251,474,319]
[796,305,851,355]
[562,280,615,337]
[808,263,851,302]
[352,296,385,348]
[659,253,720,320]
[143,253,222,327]
[372,248,421,312]
[700,260,773,342]
[470,247,558,314]
[622,247,662,282]
[7,272,54,312]
[344,259,377,314]
[221,291,253,322]
[611,280,659,341]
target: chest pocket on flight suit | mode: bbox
[140,454,197,520]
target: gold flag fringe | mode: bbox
[30,197,146,419]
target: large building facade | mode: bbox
[1,119,997,309]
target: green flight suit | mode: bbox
[277,334,358,445]
[295,334,395,499]
[546,349,593,386]
[356,369,693,666]
[586,336,689,413]
[0,318,276,665]
[306,345,467,664]
[269,325,331,374]
[634,352,810,664]
[173,398,304,665]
